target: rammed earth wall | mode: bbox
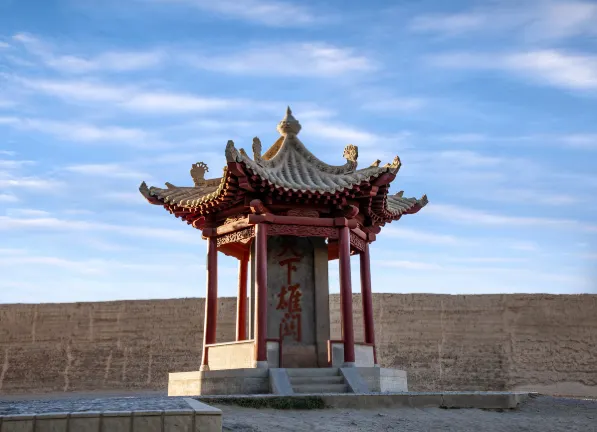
[0,294,596,397]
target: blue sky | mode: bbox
[0,0,596,303]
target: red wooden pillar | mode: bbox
[254,223,268,366]
[236,252,248,341]
[201,235,218,370]
[360,242,378,365]
[338,226,356,365]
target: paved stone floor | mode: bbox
[0,395,188,416]
[216,396,597,432]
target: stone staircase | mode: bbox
[286,368,350,394]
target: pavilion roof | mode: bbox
[139,108,427,227]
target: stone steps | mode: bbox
[293,383,349,394]
[285,368,350,394]
[286,368,340,377]
[290,376,345,385]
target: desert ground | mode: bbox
[216,395,597,432]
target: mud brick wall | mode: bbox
[0,294,596,396]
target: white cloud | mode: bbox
[100,192,147,205]
[65,163,150,180]
[555,134,597,150]
[0,41,10,49]
[14,77,268,114]
[301,119,386,147]
[0,175,63,190]
[377,259,443,271]
[423,203,597,232]
[188,43,376,77]
[506,50,597,90]
[383,226,466,245]
[0,193,18,202]
[151,0,316,26]
[0,215,202,244]
[5,208,51,217]
[122,92,249,113]
[16,78,130,103]
[429,49,597,91]
[410,1,597,40]
[13,33,163,73]
[0,159,35,169]
[410,12,487,35]
[0,115,153,145]
[483,188,581,206]
[361,97,428,112]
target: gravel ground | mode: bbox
[217,396,597,432]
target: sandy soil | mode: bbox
[216,396,597,432]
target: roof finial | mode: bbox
[277,106,301,136]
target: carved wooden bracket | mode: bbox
[216,227,255,247]
[350,232,367,252]
[268,225,339,239]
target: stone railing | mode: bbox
[205,340,255,370]
[328,340,375,367]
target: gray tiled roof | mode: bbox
[224,134,397,194]
[139,108,427,221]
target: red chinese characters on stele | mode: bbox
[276,240,303,342]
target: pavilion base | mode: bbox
[168,367,408,396]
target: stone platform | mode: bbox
[169,367,408,396]
[0,396,221,432]
[197,391,533,410]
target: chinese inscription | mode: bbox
[276,239,303,342]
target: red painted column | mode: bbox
[338,226,356,365]
[254,223,268,366]
[236,252,248,341]
[360,242,378,365]
[201,235,218,370]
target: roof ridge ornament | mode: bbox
[276,106,302,136]
[252,137,263,162]
[384,155,401,172]
[191,162,209,187]
[342,144,358,169]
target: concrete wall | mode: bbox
[0,294,596,396]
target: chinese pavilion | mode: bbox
[140,108,428,395]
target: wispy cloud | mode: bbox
[0,214,202,244]
[13,77,270,114]
[301,119,384,146]
[100,192,147,205]
[555,134,597,150]
[188,43,376,77]
[423,203,597,232]
[0,174,63,191]
[0,193,18,202]
[150,0,317,26]
[0,115,154,146]
[12,33,164,73]
[383,226,466,245]
[410,1,597,40]
[411,12,487,35]
[429,50,597,91]
[5,208,51,217]
[361,97,428,113]
[65,163,150,180]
